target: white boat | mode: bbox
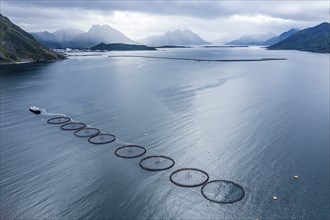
[29,106,41,114]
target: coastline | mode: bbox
[0,58,66,66]
[267,47,330,53]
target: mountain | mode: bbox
[226,32,276,45]
[140,30,210,46]
[73,24,136,48]
[32,24,136,49]
[32,28,85,48]
[269,22,330,53]
[53,28,84,42]
[90,43,156,51]
[32,31,64,48]
[0,14,64,64]
[225,28,300,46]
[263,28,300,45]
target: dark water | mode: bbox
[1,47,329,219]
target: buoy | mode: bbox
[273,196,278,200]
[294,175,299,179]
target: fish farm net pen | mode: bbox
[40,108,246,204]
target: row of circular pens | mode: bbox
[44,115,245,204]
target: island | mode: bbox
[90,43,157,51]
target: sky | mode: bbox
[1,0,329,43]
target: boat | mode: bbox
[29,106,41,114]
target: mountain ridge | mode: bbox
[263,28,300,45]
[140,30,210,46]
[225,32,276,45]
[269,22,330,53]
[73,24,137,48]
[0,14,64,64]
[31,24,136,49]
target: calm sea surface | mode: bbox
[1,47,329,219]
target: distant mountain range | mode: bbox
[31,28,84,48]
[140,30,210,46]
[225,28,301,46]
[32,24,136,49]
[0,14,64,64]
[226,32,276,45]
[33,27,210,48]
[269,22,330,53]
[2,12,329,64]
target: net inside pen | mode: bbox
[201,180,245,204]
[139,156,175,171]
[47,116,71,124]
[74,128,100,137]
[60,122,86,131]
[88,133,116,144]
[115,145,146,158]
[170,168,209,187]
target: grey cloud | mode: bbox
[1,0,328,41]
[3,0,328,21]
[2,1,231,19]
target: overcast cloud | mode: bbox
[1,1,329,42]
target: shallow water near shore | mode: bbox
[1,47,329,219]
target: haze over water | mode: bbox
[1,47,329,219]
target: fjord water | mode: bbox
[1,47,329,219]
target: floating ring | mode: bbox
[47,116,71,124]
[201,180,245,204]
[74,128,100,137]
[88,133,116,144]
[60,122,86,131]
[139,156,175,171]
[170,168,209,187]
[115,145,146,158]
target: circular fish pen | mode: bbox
[201,180,245,204]
[74,128,100,138]
[115,145,146,159]
[47,116,71,124]
[35,107,247,204]
[170,168,209,187]
[139,156,175,171]
[60,122,86,131]
[88,133,116,144]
